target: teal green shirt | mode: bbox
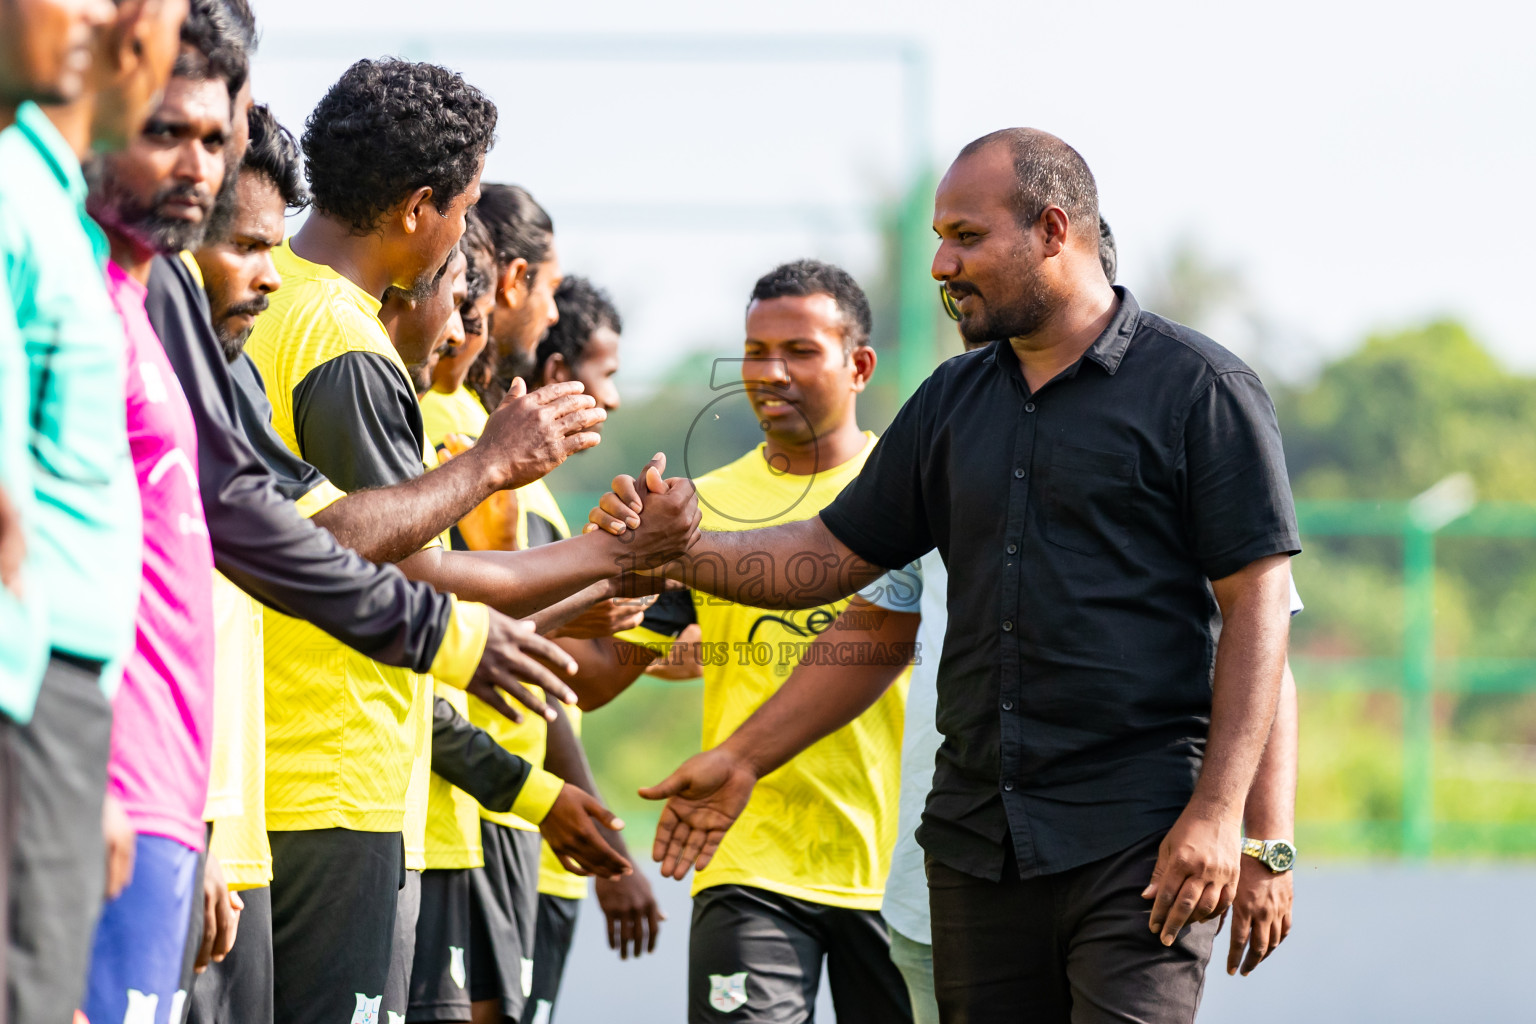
[0,102,140,700]
[0,274,47,722]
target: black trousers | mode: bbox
[928,832,1219,1024]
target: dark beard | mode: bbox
[954,279,1054,346]
[213,297,269,362]
[408,360,434,396]
[86,157,215,255]
[492,346,537,397]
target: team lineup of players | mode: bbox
[1,1,1304,1023]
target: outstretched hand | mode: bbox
[548,595,656,640]
[475,378,605,490]
[639,747,760,880]
[468,612,580,724]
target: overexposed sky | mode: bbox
[249,0,1535,392]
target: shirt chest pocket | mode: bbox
[1043,443,1137,555]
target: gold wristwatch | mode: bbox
[1241,838,1296,873]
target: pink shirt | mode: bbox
[107,260,215,851]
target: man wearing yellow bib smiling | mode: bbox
[568,262,913,1024]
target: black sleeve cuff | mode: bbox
[430,695,532,813]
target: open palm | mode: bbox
[639,748,759,880]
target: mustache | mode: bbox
[154,180,214,215]
[743,381,797,401]
[224,296,269,319]
[944,281,979,301]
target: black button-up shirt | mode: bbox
[820,288,1300,881]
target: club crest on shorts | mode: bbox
[349,993,382,1024]
[708,972,749,1013]
[449,945,467,989]
[124,990,159,1024]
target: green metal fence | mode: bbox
[1294,500,1536,859]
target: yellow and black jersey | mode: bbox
[618,435,909,911]
[246,242,486,847]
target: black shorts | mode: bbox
[7,654,113,1023]
[927,831,1220,1024]
[408,869,473,1022]
[269,828,403,1024]
[527,893,581,1021]
[688,884,913,1024]
[187,886,274,1024]
[467,823,540,1021]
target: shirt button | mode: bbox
[1024,402,1036,413]
[1013,468,1025,479]
[1003,781,1015,792]
[1006,543,1018,555]
[1002,699,1014,711]
[1002,620,1014,632]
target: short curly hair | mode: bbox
[243,104,307,210]
[749,259,872,350]
[175,0,250,93]
[302,58,497,231]
[536,276,622,374]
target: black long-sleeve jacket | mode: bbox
[144,253,452,671]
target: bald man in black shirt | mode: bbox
[614,128,1299,1024]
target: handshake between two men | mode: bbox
[429,390,701,884]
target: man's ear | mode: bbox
[850,345,876,392]
[541,351,570,385]
[112,0,151,80]
[399,185,435,235]
[1038,206,1070,258]
[497,257,529,309]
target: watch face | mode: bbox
[1266,841,1296,872]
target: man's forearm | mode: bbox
[314,452,503,564]
[527,581,612,636]
[722,604,919,777]
[1244,659,1298,837]
[398,531,630,619]
[557,637,657,712]
[1195,555,1293,822]
[658,516,882,610]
